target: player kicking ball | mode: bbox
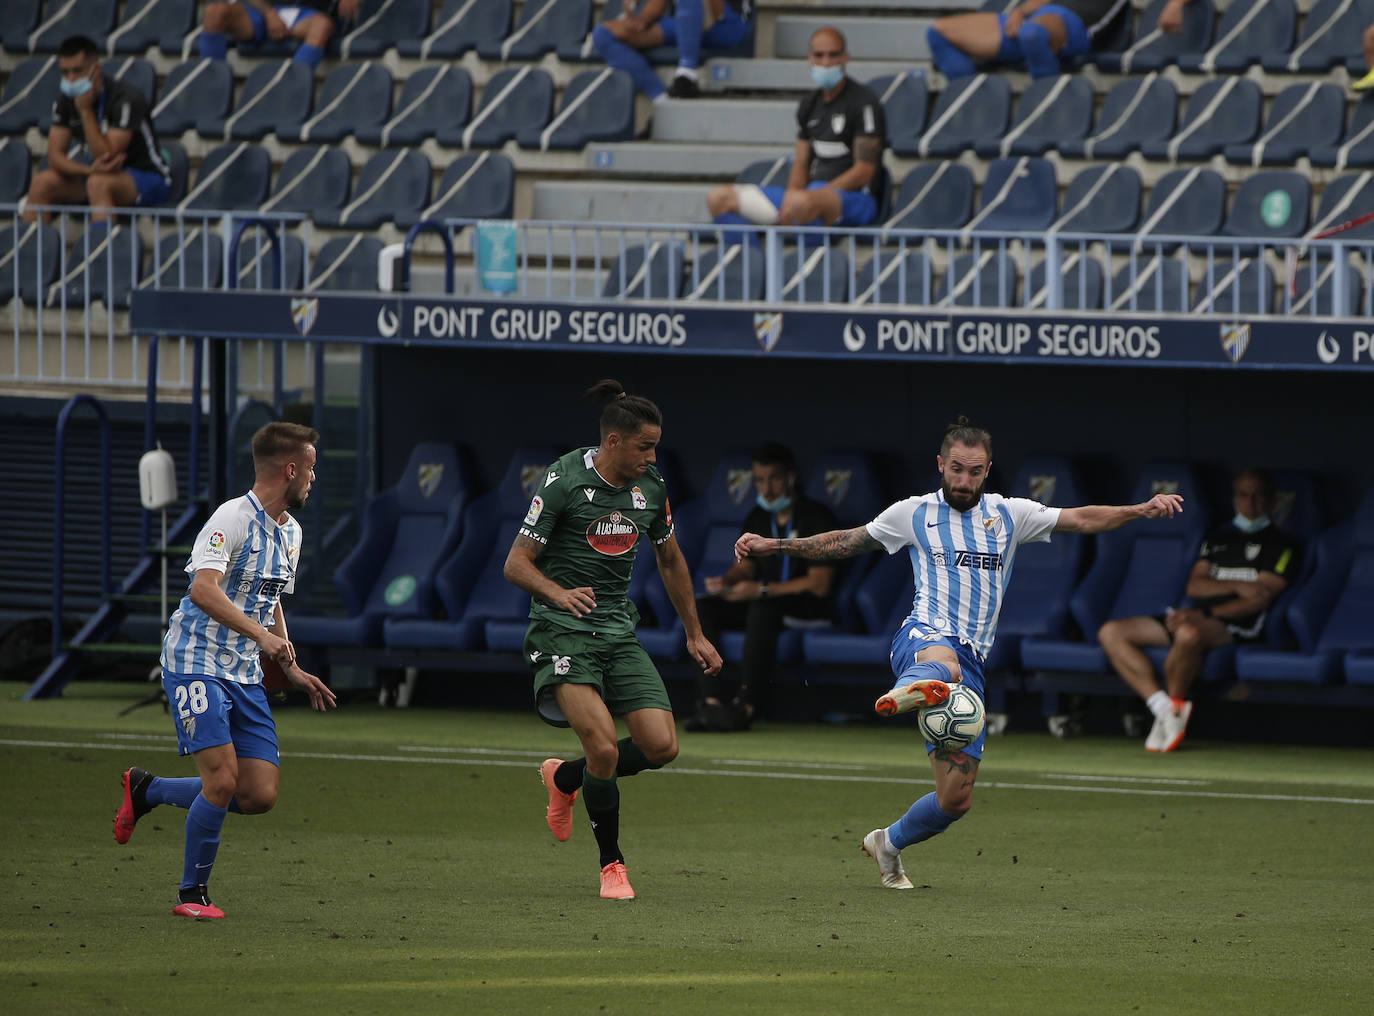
[736,416,1184,889]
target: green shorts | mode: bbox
[524,619,672,717]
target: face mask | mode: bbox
[1233,513,1270,534]
[810,64,844,90]
[60,74,93,98]
[757,493,792,515]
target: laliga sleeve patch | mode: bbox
[524,496,544,526]
[208,531,226,549]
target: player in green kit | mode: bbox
[505,379,723,900]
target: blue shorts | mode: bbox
[1000,7,1092,59]
[889,620,988,760]
[659,6,749,49]
[757,182,879,228]
[127,167,170,206]
[245,4,328,44]
[162,671,280,765]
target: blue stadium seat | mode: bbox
[395,151,515,230]
[315,149,431,230]
[289,62,392,143]
[153,59,233,137]
[396,0,511,59]
[1139,77,1261,161]
[29,0,117,52]
[1025,253,1105,310]
[1308,95,1374,170]
[883,162,975,234]
[437,66,553,149]
[1219,170,1311,246]
[159,139,188,204]
[684,245,764,301]
[1290,261,1365,317]
[109,0,196,55]
[1050,164,1141,235]
[1261,0,1368,72]
[1133,167,1226,245]
[341,0,431,57]
[966,156,1057,234]
[145,228,224,290]
[1224,82,1344,167]
[868,71,928,154]
[1,0,40,51]
[309,236,386,292]
[291,443,474,649]
[1107,256,1190,313]
[107,57,156,105]
[49,225,144,310]
[602,242,685,300]
[200,61,313,141]
[0,138,31,204]
[736,157,793,189]
[558,0,632,62]
[261,146,352,217]
[231,229,305,290]
[476,0,591,61]
[853,249,935,306]
[0,56,59,133]
[178,142,272,211]
[1177,0,1295,73]
[974,75,1093,158]
[1193,258,1276,315]
[780,246,848,304]
[1021,462,1209,678]
[356,65,472,147]
[1309,171,1374,243]
[1058,74,1176,160]
[895,74,1010,159]
[801,450,889,632]
[937,251,1018,308]
[1094,0,1213,72]
[0,222,60,306]
[516,68,634,150]
[384,446,561,653]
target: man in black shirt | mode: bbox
[691,444,838,730]
[705,27,886,230]
[24,35,171,224]
[200,0,359,70]
[1098,468,1302,753]
[926,0,1132,79]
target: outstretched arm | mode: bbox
[736,525,882,562]
[1054,493,1184,534]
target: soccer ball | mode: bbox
[918,685,986,750]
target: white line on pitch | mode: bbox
[1041,772,1209,786]
[713,758,872,770]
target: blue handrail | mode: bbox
[402,220,454,294]
[53,395,111,662]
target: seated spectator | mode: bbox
[199,0,360,70]
[705,27,886,230]
[1098,468,1301,753]
[594,0,751,102]
[23,35,172,224]
[690,444,838,731]
[1354,22,1374,91]
[926,0,1145,80]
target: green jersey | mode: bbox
[519,446,674,635]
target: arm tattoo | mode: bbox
[854,135,881,165]
[511,532,543,557]
[776,526,880,561]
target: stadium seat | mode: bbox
[852,249,935,306]
[1305,170,1374,244]
[1193,258,1276,315]
[159,139,189,204]
[308,235,387,292]
[1177,0,1295,73]
[0,138,31,204]
[289,62,391,143]
[231,229,305,290]
[29,0,117,52]
[315,149,431,230]
[883,162,975,235]
[0,0,39,51]
[1133,167,1226,245]
[107,57,156,105]
[1094,0,1213,72]
[935,251,1017,308]
[48,224,143,310]
[341,0,431,57]
[437,66,554,149]
[1107,256,1190,313]
[1058,73,1176,160]
[602,242,685,300]
[356,65,472,148]
[868,71,928,154]
[1049,164,1141,235]
[476,0,591,61]
[384,446,561,653]
[516,68,634,151]
[395,151,515,230]
[1025,253,1105,311]
[1223,83,1344,167]
[1262,0,1367,72]
[1219,171,1311,247]
[684,244,764,302]
[0,56,59,133]
[801,449,889,631]
[779,246,848,304]
[736,157,793,190]
[145,228,224,290]
[974,75,1093,158]
[396,0,511,59]
[200,61,313,142]
[178,142,272,212]
[1290,261,1365,317]
[260,146,352,217]
[152,59,233,137]
[1021,462,1209,679]
[0,222,61,306]
[1139,77,1261,162]
[109,0,196,55]
[964,156,1057,235]
[1308,95,1374,171]
[896,74,1010,159]
[801,548,911,673]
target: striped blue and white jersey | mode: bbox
[866,491,1062,658]
[160,491,302,684]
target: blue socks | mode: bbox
[889,791,961,849]
[894,659,953,691]
[293,42,324,68]
[593,25,666,98]
[199,31,228,59]
[927,26,977,79]
[1017,20,1060,78]
[147,776,202,809]
[674,0,704,70]
[182,794,228,890]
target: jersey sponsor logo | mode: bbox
[586,510,640,556]
[952,549,1004,571]
[208,530,226,550]
[552,655,571,676]
[583,487,596,503]
[545,470,559,487]
[631,486,648,510]
[416,461,445,498]
[259,577,288,597]
[524,495,544,526]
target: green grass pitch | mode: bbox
[2,681,1371,1015]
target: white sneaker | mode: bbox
[861,828,914,890]
[1157,700,1193,753]
[1144,713,1167,752]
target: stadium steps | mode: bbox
[649,99,797,144]
[582,141,794,179]
[771,15,934,61]
[700,58,919,93]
